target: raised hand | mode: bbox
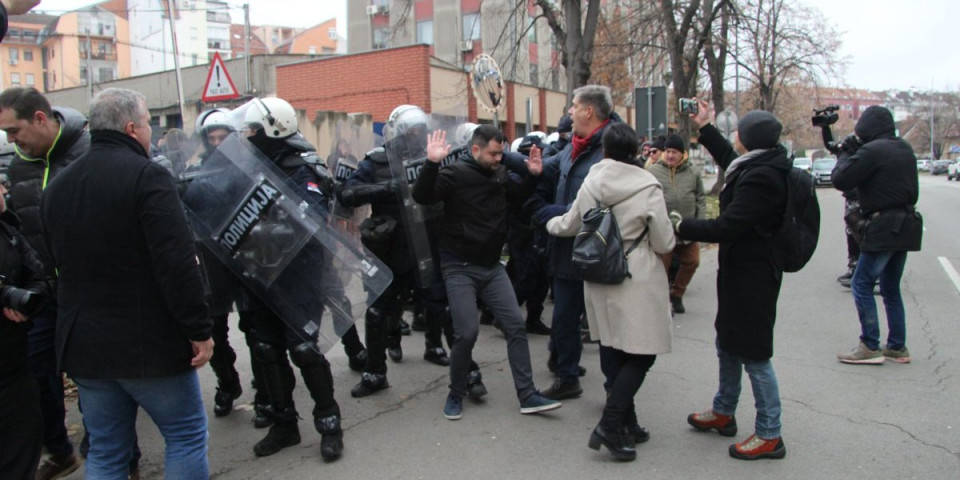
[426,130,451,163]
[526,145,543,176]
[689,97,714,130]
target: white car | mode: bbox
[948,160,960,181]
[792,157,812,173]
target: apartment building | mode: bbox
[274,18,338,55]
[40,5,130,92]
[1,13,54,90]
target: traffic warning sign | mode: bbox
[202,52,240,102]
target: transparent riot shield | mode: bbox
[330,118,378,224]
[384,107,467,287]
[181,134,393,353]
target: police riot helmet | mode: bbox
[245,97,298,139]
[454,122,479,147]
[384,104,429,157]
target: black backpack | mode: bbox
[571,201,648,284]
[767,167,821,272]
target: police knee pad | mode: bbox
[290,343,328,369]
[252,341,284,364]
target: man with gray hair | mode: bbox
[41,88,213,478]
[527,84,625,400]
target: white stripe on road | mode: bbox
[937,257,960,295]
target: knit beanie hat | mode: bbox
[664,134,685,153]
[737,110,782,150]
[651,135,666,150]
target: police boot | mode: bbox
[467,365,487,399]
[351,372,389,398]
[253,408,301,457]
[411,305,427,332]
[251,341,296,431]
[315,414,344,461]
[213,380,242,417]
[387,331,403,362]
[424,346,450,366]
[525,307,551,335]
[399,318,412,336]
[423,310,450,366]
[340,325,368,373]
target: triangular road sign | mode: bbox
[202,52,240,102]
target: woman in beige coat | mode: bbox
[546,123,675,461]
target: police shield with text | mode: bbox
[182,97,392,460]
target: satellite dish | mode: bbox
[471,54,504,115]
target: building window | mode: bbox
[7,29,19,40]
[530,63,538,86]
[463,13,480,41]
[23,49,33,61]
[10,73,20,85]
[328,27,337,40]
[98,67,114,82]
[308,46,317,54]
[373,27,390,49]
[25,73,34,85]
[80,67,88,84]
[527,18,537,42]
[8,47,18,64]
[191,27,199,40]
[416,20,433,45]
[22,30,35,42]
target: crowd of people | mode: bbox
[0,79,922,478]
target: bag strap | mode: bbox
[624,226,648,258]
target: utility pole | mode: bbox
[166,0,187,127]
[929,80,935,159]
[86,33,93,102]
[243,3,251,93]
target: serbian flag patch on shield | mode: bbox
[307,182,322,194]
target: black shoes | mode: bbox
[387,345,403,362]
[631,424,651,444]
[253,404,274,429]
[540,380,583,400]
[670,296,685,314]
[399,319,412,336]
[315,415,343,462]
[526,317,551,335]
[467,369,487,399]
[588,425,637,461]
[213,383,242,417]
[424,347,450,366]
[253,422,301,457]
[347,348,368,372]
[351,372,389,398]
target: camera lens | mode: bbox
[0,286,41,316]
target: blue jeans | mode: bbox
[442,261,536,401]
[74,371,209,480]
[550,278,585,383]
[713,347,782,439]
[851,251,908,351]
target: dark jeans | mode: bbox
[550,278,585,383]
[442,261,536,401]
[852,251,908,351]
[27,305,73,457]
[598,346,656,430]
[0,371,42,478]
[506,230,550,319]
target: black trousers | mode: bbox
[598,346,656,430]
[0,370,42,478]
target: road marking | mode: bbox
[937,257,960,295]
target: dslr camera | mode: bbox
[0,275,44,317]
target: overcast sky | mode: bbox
[26,0,958,92]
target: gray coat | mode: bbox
[648,160,706,220]
[547,159,675,355]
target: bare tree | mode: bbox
[535,0,602,100]
[734,0,845,113]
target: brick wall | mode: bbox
[276,44,432,123]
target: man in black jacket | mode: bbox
[833,106,921,365]
[413,124,561,421]
[0,86,88,478]
[40,88,213,478]
[527,85,622,400]
[675,99,789,461]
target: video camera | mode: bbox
[812,105,860,155]
[811,105,840,128]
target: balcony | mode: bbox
[79,49,117,61]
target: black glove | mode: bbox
[839,134,861,155]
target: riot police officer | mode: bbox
[232,98,344,460]
[339,105,484,399]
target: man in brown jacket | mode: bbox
[648,134,705,314]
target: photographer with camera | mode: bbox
[831,106,922,365]
[812,106,862,288]
[0,181,49,478]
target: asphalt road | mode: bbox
[62,173,960,479]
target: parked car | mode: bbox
[811,157,837,186]
[947,160,960,181]
[931,159,951,175]
[792,157,812,173]
[917,159,931,172]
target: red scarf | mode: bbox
[570,119,610,162]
